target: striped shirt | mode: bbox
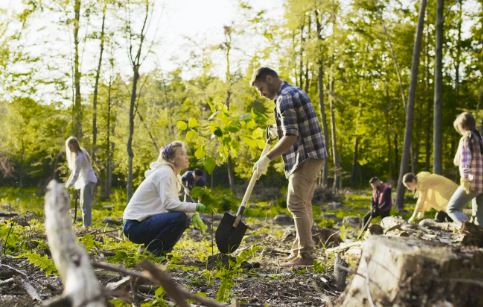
[274,82,327,176]
[457,132,483,194]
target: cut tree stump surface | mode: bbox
[339,235,483,306]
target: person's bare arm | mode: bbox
[266,135,298,160]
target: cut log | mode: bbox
[338,236,483,306]
[43,180,105,307]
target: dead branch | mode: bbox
[93,260,224,307]
[43,180,106,307]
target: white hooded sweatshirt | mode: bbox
[123,162,197,221]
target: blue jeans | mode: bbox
[447,186,483,227]
[80,182,96,227]
[123,212,189,256]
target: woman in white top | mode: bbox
[65,136,98,227]
[123,141,206,257]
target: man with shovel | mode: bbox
[251,67,327,267]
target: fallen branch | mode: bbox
[16,276,41,301]
[93,261,224,307]
[326,241,362,255]
[43,180,106,307]
[0,263,28,277]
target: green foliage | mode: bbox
[0,221,21,253]
[140,287,169,307]
[19,251,57,276]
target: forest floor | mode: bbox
[1,186,481,306]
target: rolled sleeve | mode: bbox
[460,138,472,179]
[278,95,299,136]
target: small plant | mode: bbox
[19,250,57,276]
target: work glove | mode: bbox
[191,212,207,233]
[195,203,206,213]
[460,178,471,194]
[253,155,271,179]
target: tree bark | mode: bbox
[223,26,235,193]
[91,2,107,163]
[433,0,444,174]
[329,74,340,193]
[395,0,427,211]
[73,0,82,138]
[315,12,330,187]
[43,180,105,307]
[126,1,150,200]
[102,77,113,200]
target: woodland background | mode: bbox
[0,0,481,210]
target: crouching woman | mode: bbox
[123,141,206,256]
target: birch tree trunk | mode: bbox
[44,180,105,307]
[395,0,428,211]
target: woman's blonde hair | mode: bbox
[157,141,185,163]
[453,112,476,135]
[65,136,91,170]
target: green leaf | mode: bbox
[188,118,199,128]
[195,147,205,159]
[177,121,188,131]
[214,127,223,137]
[186,130,198,142]
[203,157,217,174]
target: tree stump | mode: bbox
[338,236,483,306]
[43,180,105,307]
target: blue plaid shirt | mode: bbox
[274,81,327,176]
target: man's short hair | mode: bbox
[250,67,279,86]
[369,177,379,184]
[194,168,204,177]
[402,173,417,184]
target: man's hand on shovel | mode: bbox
[253,155,271,179]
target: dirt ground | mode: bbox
[0,214,342,306]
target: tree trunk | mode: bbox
[315,12,330,188]
[433,0,444,174]
[73,0,82,138]
[340,236,483,306]
[91,3,106,163]
[102,77,113,200]
[126,1,150,201]
[351,136,359,186]
[329,74,340,193]
[223,26,235,193]
[424,25,432,170]
[395,0,427,211]
[127,66,139,200]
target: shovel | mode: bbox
[357,214,373,240]
[215,138,272,254]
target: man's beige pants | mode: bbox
[287,159,323,259]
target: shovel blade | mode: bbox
[215,212,248,254]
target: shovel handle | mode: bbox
[233,141,271,227]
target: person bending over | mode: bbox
[403,172,457,223]
[362,177,392,230]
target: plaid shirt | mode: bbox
[274,82,327,176]
[458,132,483,194]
